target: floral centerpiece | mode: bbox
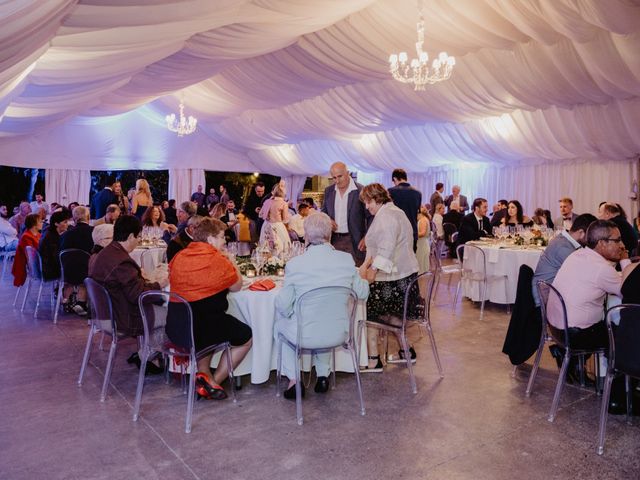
[530,228,548,246]
[236,257,257,276]
[261,256,286,275]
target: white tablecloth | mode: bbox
[462,242,543,304]
[212,279,367,384]
[130,247,166,273]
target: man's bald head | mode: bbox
[329,162,350,190]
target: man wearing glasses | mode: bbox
[548,220,633,351]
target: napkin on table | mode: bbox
[248,279,277,291]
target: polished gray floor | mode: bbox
[0,277,638,480]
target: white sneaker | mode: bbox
[72,304,88,316]
[387,348,417,364]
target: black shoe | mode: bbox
[127,352,164,375]
[608,399,628,416]
[360,355,384,373]
[314,376,330,393]
[548,344,564,370]
[283,383,305,400]
[388,347,417,364]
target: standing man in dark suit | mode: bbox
[321,162,367,266]
[429,182,445,215]
[388,168,422,251]
[458,198,491,245]
[90,175,117,220]
[444,185,469,214]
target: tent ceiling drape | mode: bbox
[0,0,638,177]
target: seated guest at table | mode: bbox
[91,223,114,255]
[416,205,431,274]
[442,200,464,228]
[131,178,153,220]
[458,198,491,244]
[141,205,177,239]
[10,201,32,235]
[164,199,178,226]
[209,202,226,220]
[60,206,93,253]
[490,199,509,227]
[432,203,445,239]
[549,221,632,366]
[598,202,638,256]
[287,202,310,242]
[12,213,42,287]
[92,204,120,226]
[167,217,252,400]
[275,212,369,398]
[167,215,203,262]
[89,214,167,341]
[358,183,420,371]
[0,203,19,252]
[39,209,71,281]
[554,197,578,231]
[501,200,533,227]
[532,214,596,307]
[531,208,548,227]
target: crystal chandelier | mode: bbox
[165,98,197,137]
[389,0,455,91]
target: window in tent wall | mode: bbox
[0,166,45,212]
[204,171,281,207]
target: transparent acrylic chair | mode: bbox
[531,281,605,422]
[78,277,125,402]
[597,304,640,455]
[358,272,444,394]
[275,286,364,426]
[54,249,90,323]
[455,244,509,320]
[1,233,16,282]
[20,246,57,317]
[431,237,461,306]
[135,290,236,433]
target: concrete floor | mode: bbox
[0,277,638,480]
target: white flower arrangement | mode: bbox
[262,256,286,275]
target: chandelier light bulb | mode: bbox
[166,100,197,137]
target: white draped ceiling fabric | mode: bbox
[1,0,639,213]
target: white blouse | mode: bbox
[365,202,418,282]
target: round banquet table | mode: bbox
[461,241,544,304]
[210,277,367,384]
[130,246,167,272]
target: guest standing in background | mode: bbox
[219,184,230,205]
[321,162,367,266]
[90,175,117,220]
[131,179,153,220]
[429,182,445,215]
[416,205,431,274]
[388,168,422,252]
[206,188,219,209]
[444,185,469,213]
[432,203,445,239]
[191,184,206,209]
[113,181,130,214]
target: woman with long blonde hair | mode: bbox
[132,178,153,220]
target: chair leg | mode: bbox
[276,338,283,397]
[53,281,63,324]
[597,372,614,455]
[525,334,546,397]
[185,361,196,433]
[13,285,22,307]
[132,349,149,421]
[34,281,44,318]
[1,255,7,282]
[452,277,461,312]
[77,326,96,386]
[100,341,118,402]
[225,344,237,403]
[295,350,303,425]
[348,342,365,416]
[425,320,444,378]
[331,349,337,390]
[625,375,632,425]
[21,279,32,312]
[399,334,417,394]
[479,280,487,320]
[548,352,571,422]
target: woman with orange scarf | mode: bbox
[167,217,252,400]
[12,213,42,287]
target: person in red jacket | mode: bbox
[12,214,42,287]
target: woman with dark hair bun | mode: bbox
[501,200,533,227]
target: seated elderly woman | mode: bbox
[167,217,252,400]
[358,183,421,371]
[274,212,369,399]
[91,223,114,255]
[140,205,176,239]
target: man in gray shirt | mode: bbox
[531,213,596,305]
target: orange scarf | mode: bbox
[169,241,238,302]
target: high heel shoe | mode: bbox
[127,352,164,375]
[195,373,227,400]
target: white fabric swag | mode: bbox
[45,169,91,206]
[168,169,206,207]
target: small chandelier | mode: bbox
[389,0,455,91]
[165,97,197,137]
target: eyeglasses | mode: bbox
[602,237,623,243]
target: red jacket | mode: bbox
[12,229,41,287]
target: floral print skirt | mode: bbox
[367,273,424,326]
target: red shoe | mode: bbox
[195,373,227,400]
